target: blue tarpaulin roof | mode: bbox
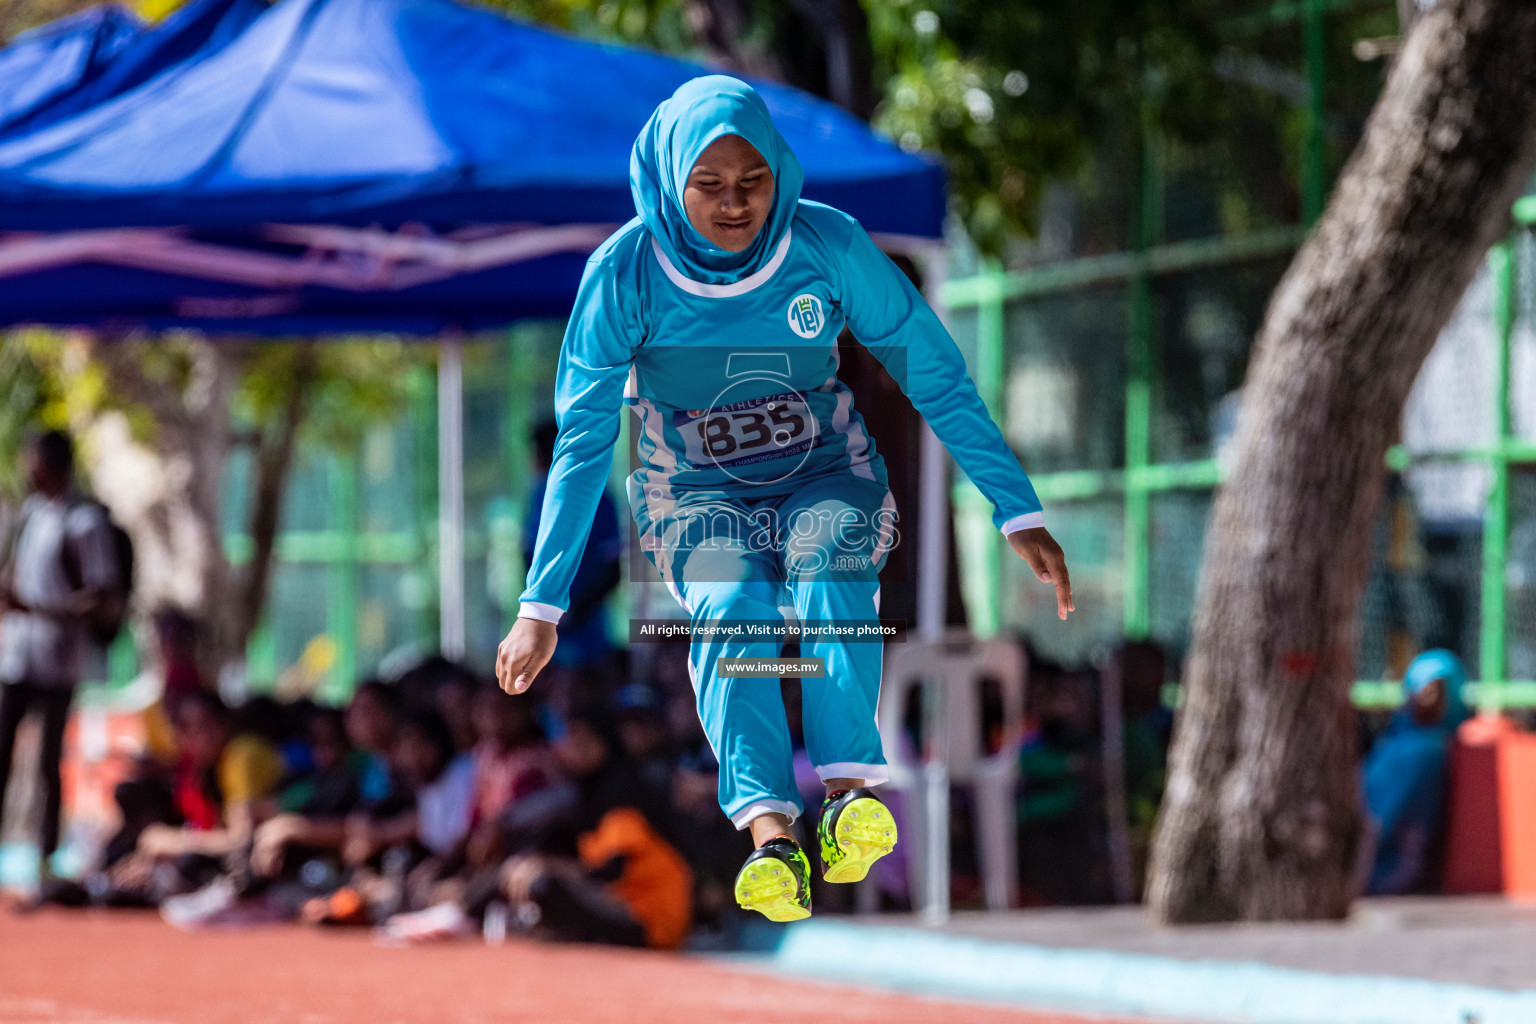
[0,0,945,334]
[5,0,269,138]
[0,4,142,137]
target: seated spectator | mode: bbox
[248,680,406,882]
[301,710,476,926]
[395,655,480,754]
[464,682,558,868]
[500,709,691,949]
[345,679,407,809]
[398,711,476,863]
[669,700,740,927]
[383,708,688,948]
[614,682,675,794]
[160,702,372,928]
[102,610,207,871]
[114,691,283,903]
[1361,648,1469,895]
[436,665,479,755]
[1016,658,1110,905]
[140,609,207,765]
[268,704,361,820]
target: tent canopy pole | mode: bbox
[438,333,466,660]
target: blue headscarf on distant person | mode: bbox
[629,75,804,286]
[1401,647,1469,729]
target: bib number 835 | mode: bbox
[697,401,805,457]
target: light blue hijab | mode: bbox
[1402,648,1469,728]
[630,75,804,286]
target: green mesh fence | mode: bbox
[1147,489,1211,662]
[1001,285,1129,474]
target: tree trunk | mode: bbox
[1147,0,1536,923]
[685,0,876,119]
[235,343,315,647]
[87,337,241,676]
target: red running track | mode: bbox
[0,908,1167,1024]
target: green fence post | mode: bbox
[408,365,439,648]
[976,261,1007,637]
[1124,116,1160,640]
[503,327,532,634]
[327,450,359,701]
[1480,239,1515,712]
[246,618,276,692]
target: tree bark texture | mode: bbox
[1148,0,1536,923]
[88,337,239,675]
[236,343,315,647]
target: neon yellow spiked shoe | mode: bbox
[734,836,812,922]
[817,788,897,884]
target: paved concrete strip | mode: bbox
[768,918,1536,1024]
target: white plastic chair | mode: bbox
[878,628,1026,914]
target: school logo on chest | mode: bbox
[786,293,826,339]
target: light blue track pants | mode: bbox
[633,471,896,828]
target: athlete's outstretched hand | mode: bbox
[1008,526,1075,620]
[496,617,559,695]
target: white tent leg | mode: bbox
[918,422,951,926]
[439,334,466,660]
[917,243,952,925]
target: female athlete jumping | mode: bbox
[496,76,1073,921]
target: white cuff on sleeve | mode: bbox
[1000,511,1045,536]
[517,601,564,624]
[729,799,802,830]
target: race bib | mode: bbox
[676,391,820,470]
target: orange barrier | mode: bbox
[1498,727,1536,898]
[59,708,146,847]
[1443,715,1536,898]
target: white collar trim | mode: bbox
[650,229,793,298]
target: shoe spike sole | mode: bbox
[734,860,811,922]
[824,796,897,884]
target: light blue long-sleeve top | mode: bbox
[518,77,1043,622]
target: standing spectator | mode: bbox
[523,419,622,714]
[0,429,122,885]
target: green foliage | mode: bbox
[0,328,424,496]
[476,0,696,52]
[235,340,426,453]
[0,333,61,500]
[867,0,1225,254]
[0,0,99,41]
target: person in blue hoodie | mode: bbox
[1361,648,1470,895]
[496,75,1073,921]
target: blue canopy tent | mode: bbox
[0,4,142,137]
[0,0,942,333]
[0,0,266,140]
